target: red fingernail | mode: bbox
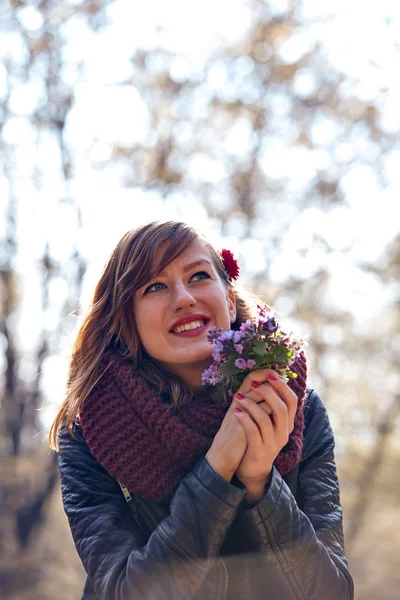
[251,381,261,388]
[268,373,278,381]
[236,393,245,399]
[234,408,242,414]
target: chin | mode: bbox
[173,349,213,366]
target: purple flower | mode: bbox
[207,327,220,342]
[212,348,221,361]
[220,330,234,341]
[262,317,278,332]
[201,365,223,385]
[233,330,245,343]
[202,305,306,394]
[234,358,247,370]
[201,369,212,384]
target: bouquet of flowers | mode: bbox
[201,305,306,397]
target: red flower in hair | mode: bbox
[220,249,240,281]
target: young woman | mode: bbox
[49,220,354,600]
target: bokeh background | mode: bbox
[1,1,400,598]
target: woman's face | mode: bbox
[134,240,236,388]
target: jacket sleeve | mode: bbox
[233,389,354,600]
[57,424,246,600]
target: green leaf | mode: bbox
[272,345,291,363]
[254,353,266,366]
[231,377,244,393]
[252,339,266,355]
[219,359,239,375]
[262,351,276,363]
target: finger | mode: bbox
[233,391,272,416]
[234,396,273,444]
[256,400,273,415]
[262,374,298,431]
[234,407,265,442]
[236,368,273,395]
[249,381,289,424]
[237,368,284,395]
[254,384,289,442]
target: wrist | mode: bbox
[244,480,268,504]
[205,451,235,483]
[245,487,265,504]
[242,472,272,502]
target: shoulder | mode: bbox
[301,388,335,465]
[58,421,89,457]
[303,388,331,427]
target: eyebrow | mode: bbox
[157,259,212,277]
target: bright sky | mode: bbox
[3,0,400,429]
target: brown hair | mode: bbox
[48,221,254,450]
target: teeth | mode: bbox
[173,320,205,333]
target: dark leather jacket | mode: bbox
[58,389,354,599]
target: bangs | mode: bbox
[130,222,198,290]
[151,234,198,279]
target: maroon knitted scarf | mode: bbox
[79,351,308,502]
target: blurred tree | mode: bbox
[345,234,400,549]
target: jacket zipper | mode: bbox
[218,553,229,600]
[130,493,155,530]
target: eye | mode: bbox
[190,271,211,282]
[143,281,167,294]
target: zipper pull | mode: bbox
[118,481,132,503]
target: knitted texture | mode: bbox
[80,351,308,502]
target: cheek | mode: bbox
[134,306,155,343]
[220,312,231,330]
[214,295,232,328]
[136,302,167,346]
[136,324,158,359]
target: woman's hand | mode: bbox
[205,401,248,483]
[233,369,298,492]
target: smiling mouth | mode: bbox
[171,319,207,334]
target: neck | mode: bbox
[156,359,211,391]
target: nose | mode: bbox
[171,282,196,310]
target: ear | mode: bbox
[226,288,236,323]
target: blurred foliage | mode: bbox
[1,0,399,598]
